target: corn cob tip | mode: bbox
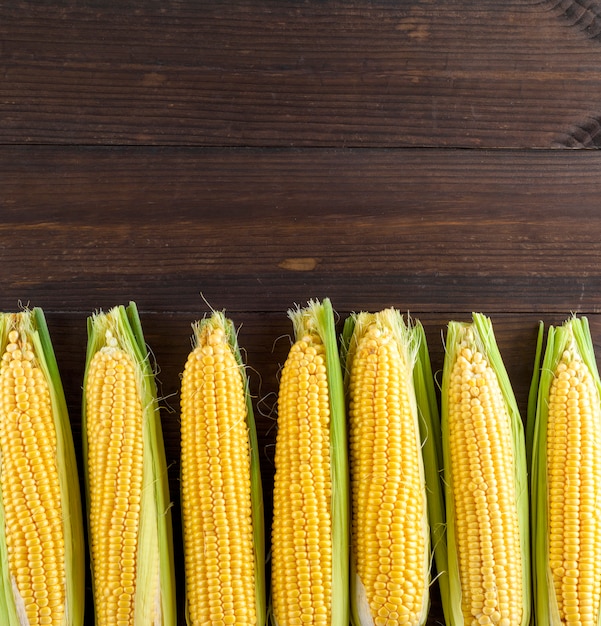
[0,308,84,626]
[441,314,530,626]
[271,298,348,626]
[181,310,265,626]
[83,303,175,626]
[531,315,601,626]
[347,309,430,626]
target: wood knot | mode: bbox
[278,257,320,271]
[555,115,601,148]
[538,0,601,41]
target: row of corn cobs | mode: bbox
[0,299,597,625]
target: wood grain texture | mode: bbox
[3,146,601,314]
[2,0,601,148]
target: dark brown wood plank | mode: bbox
[2,145,601,314]
[2,1,601,148]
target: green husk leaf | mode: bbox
[183,310,266,625]
[0,308,85,626]
[225,315,267,626]
[441,313,530,626]
[340,313,357,388]
[530,315,601,626]
[276,297,349,626]
[412,320,450,626]
[82,303,176,626]
[526,321,545,471]
[340,312,360,626]
[311,298,349,626]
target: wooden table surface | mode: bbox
[3,2,601,623]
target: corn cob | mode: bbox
[0,308,84,626]
[82,302,175,626]
[530,316,601,625]
[440,313,530,626]
[179,311,265,625]
[270,298,349,626]
[342,309,444,626]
